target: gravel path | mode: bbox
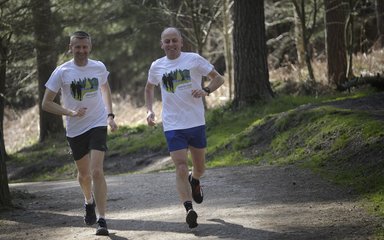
[0,165,380,240]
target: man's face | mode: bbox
[161,29,183,60]
[69,37,92,63]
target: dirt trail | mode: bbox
[0,165,380,240]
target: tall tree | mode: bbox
[291,0,319,82]
[345,0,357,79]
[222,0,234,100]
[324,0,348,89]
[294,7,306,68]
[0,129,10,208]
[0,34,11,208]
[0,134,11,209]
[233,0,273,107]
[375,0,384,48]
[0,2,12,208]
[31,0,64,142]
[0,31,11,164]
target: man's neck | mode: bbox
[74,59,88,66]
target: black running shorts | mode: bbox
[67,126,108,161]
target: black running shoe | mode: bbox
[186,209,198,228]
[84,201,97,225]
[189,173,203,204]
[96,218,109,236]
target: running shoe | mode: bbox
[189,173,204,204]
[186,209,198,228]
[96,218,109,236]
[84,201,97,225]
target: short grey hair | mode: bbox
[70,31,91,43]
[161,27,182,39]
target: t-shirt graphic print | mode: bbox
[70,77,99,101]
[162,69,191,93]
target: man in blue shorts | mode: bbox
[42,31,117,236]
[144,27,224,228]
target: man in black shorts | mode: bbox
[42,31,117,236]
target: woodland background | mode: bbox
[0,0,384,208]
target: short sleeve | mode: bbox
[148,61,160,86]
[97,61,109,85]
[45,67,62,93]
[195,55,214,76]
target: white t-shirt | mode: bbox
[148,52,213,131]
[45,59,109,137]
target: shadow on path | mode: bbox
[0,210,375,240]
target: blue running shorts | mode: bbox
[164,125,207,152]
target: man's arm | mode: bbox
[144,82,156,126]
[101,81,113,115]
[101,81,117,131]
[191,69,225,98]
[205,69,225,93]
[42,88,81,116]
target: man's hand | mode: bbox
[108,118,118,132]
[70,107,87,117]
[191,89,208,98]
[146,111,156,126]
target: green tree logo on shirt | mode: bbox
[70,77,99,101]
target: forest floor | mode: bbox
[0,164,382,240]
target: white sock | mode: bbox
[85,195,93,204]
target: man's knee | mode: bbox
[194,167,205,176]
[91,168,104,180]
[78,172,91,183]
[175,162,189,176]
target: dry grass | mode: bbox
[4,105,40,154]
[4,50,383,154]
[4,88,230,154]
[353,49,384,75]
[269,49,384,84]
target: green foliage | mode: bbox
[9,135,72,182]
[32,163,77,182]
[107,124,166,156]
[205,91,384,230]
[11,136,68,164]
[1,1,38,108]
[205,93,335,164]
[205,91,383,181]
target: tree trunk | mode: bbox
[31,0,64,142]
[0,34,12,208]
[345,0,355,79]
[376,0,384,48]
[233,0,273,107]
[0,129,10,209]
[293,8,305,68]
[223,0,233,100]
[324,0,348,89]
[0,34,9,163]
[291,0,316,82]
